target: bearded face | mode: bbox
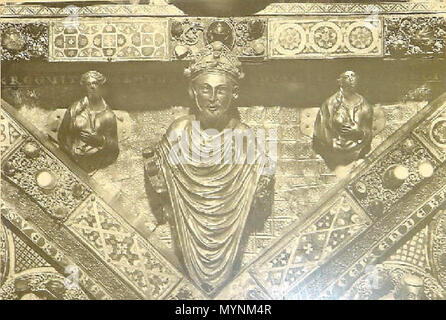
[190,71,239,130]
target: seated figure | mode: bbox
[58,71,119,173]
[143,41,275,294]
[313,71,374,171]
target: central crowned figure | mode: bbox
[144,41,275,294]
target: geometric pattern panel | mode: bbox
[66,194,182,299]
[250,192,371,299]
[0,111,27,160]
[348,136,439,218]
[49,19,169,61]
[12,232,51,273]
[269,17,383,59]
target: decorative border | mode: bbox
[257,2,446,16]
[1,3,445,18]
[0,4,185,18]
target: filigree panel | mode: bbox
[0,22,48,61]
[429,209,446,291]
[169,18,267,60]
[341,262,445,300]
[2,136,91,222]
[0,111,27,160]
[384,15,446,58]
[347,136,439,218]
[387,226,429,272]
[0,271,89,300]
[49,19,169,61]
[269,17,383,59]
[414,105,446,162]
[250,192,371,299]
[66,194,182,299]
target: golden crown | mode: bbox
[184,41,244,80]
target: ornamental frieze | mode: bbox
[268,17,383,59]
[49,19,169,61]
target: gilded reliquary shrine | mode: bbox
[1,0,446,300]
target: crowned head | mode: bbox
[185,42,244,130]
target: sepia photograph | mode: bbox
[0,0,446,304]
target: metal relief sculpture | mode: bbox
[58,71,119,173]
[1,0,446,302]
[143,41,274,294]
[313,71,374,172]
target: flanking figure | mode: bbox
[58,71,119,173]
[313,71,374,173]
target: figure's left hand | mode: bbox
[79,131,105,147]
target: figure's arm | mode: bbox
[313,100,334,155]
[245,159,275,233]
[98,113,120,166]
[58,106,74,155]
[143,147,169,225]
[358,101,374,157]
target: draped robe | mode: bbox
[313,91,373,170]
[58,96,119,172]
[154,116,270,292]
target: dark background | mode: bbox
[2,58,445,111]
